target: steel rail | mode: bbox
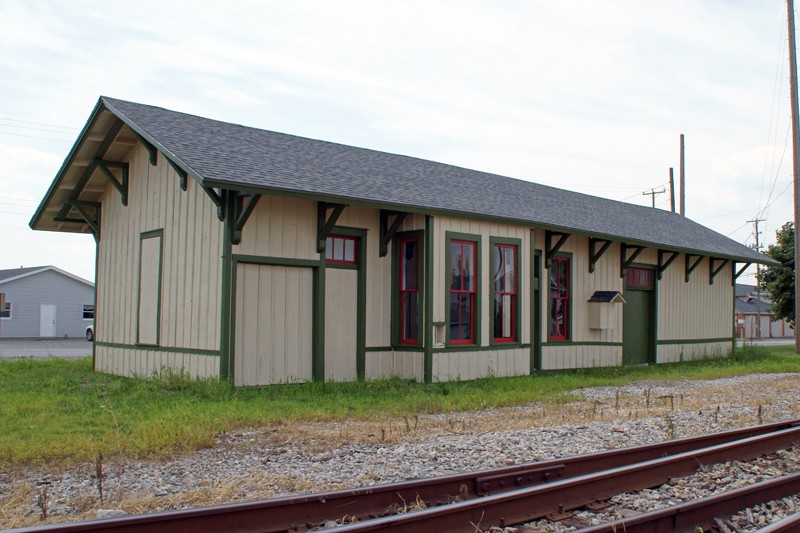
[7,420,799,533]
[758,510,800,532]
[332,425,800,532]
[576,470,800,532]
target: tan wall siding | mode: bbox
[95,144,223,376]
[433,348,529,381]
[95,345,219,378]
[657,341,731,364]
[657,257,733,342]
[233,196,318,260]
[541,345,622,370]
[366,351,424,380]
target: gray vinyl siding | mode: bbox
[0,270,95,338]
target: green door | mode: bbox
[623,267,655,365]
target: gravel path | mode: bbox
[2,372,799,529]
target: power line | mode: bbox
[0,117,77,131]
[0,123,76,135]
[0,131,71,142]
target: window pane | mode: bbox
[503,295,512,338]
[325,237,333,259]
[334,237,344,261]
[402,241,418,290]
[0,302,10,319]
[450,292,472,341]
[505,248,515,290]
[83,304,95,319]
[493,247,503,292]
[450,242,462,290]
[463,243,474,291]
[344,238,355,262]
[402,293,418,341]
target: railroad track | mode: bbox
[10,419,800,533]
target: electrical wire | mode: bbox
[0,117,77,131]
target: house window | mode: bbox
[83,304,95,320]
[627,267,654,289]
[492,243,517,342]
[449,239,477,344]
[0,302,10,319]
[325,235,358,265]
[399,237,420,344]
[549,256,570,340]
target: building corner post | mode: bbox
[219,191,236,383]
[424,215,434,383]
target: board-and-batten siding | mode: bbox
[432,217,530,381]
[539,236,623,370]
[95,143,222,378]
[233,198,426,381]
[656,256,734,363]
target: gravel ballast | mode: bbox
[2,372,799,529]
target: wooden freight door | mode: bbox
[623,267,655,365]
[234,263,314,386]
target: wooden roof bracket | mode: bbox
[56,118,124,223]
[685,254,703,282]
[657,250,680,280]
[317,202,347,253]
[133,132,158,166]
[589,238,612,273]
[709,257,729,285]
[232,193,261,245]
[379,210,408,257]
[94,159,128,206]
[202,186,226,220]
[65,200,101,241]
[733,262,751,286]
[165,157,189,191]
[545,230,570,268]
[620,243,644,278]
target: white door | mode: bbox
[40,303,56,337]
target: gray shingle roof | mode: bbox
[0,266,47,283]
[100,96,772,264]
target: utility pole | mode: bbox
[642,187,666,208]
[788,0,800,353]
[669,167,676,213]
[679,134,686,217]
[748,218,765,339]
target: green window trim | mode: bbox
[136,229,163,347]
[490,236,522,345]
[547,252,573,342]
[445,231,482,347]
[391,229,425,348]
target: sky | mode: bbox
[0,0,796,285]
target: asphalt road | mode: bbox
[0,338,93,358]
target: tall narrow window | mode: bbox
[449,240,476,344]
[399,238,420,344]
[549,256,570,340]
[493,243,517,342]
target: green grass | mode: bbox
[1,344,799,466]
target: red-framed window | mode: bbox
[493,244,517,342]
[325,235,358,265]
[399,237,420,344]
[449,239,476,344]
[549,256,570,340]
[627,267,654,289]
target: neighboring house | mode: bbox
[0,266,95,338]
[30,97,774,385]
[734,283,793,340]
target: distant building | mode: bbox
[734,283,793,340]
[0,266,95,338]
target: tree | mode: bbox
[759,221,795,326]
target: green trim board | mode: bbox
[542,341,623,347]
[489,236,522,345]
[531,243,542,373]
[136,229,163,347]
[96,341,220,356]
[657,337,734,345]
[432,343,530,353]
[364,346,424,353]
[546,251,573,342]
[219,193,236,382]
[92,238,99,370]
[424,215,434,383]
[444,231,482,347]
[391,229,425,349]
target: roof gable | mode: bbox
[0,266,94,288]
